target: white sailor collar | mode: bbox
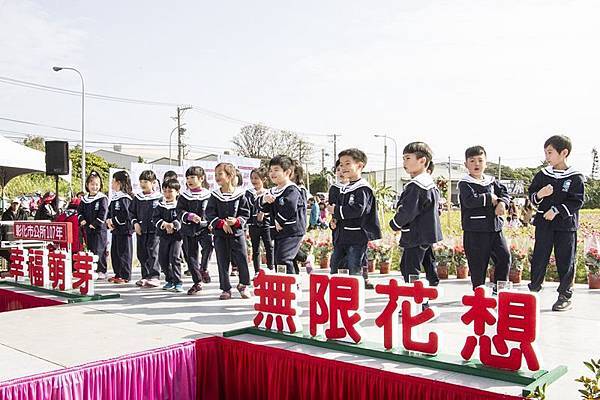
[459,174,495,187]
[134,191,162,201]
[81,192,107,204]
[180,187,211,201]
[332,181,347,189]
[246,188,267,199]
[158,200,177,209]
[269,182,298,198]
[110,191,132,201]
[211,187,246,202]
[541,166,584,180]
[340,178,371,194]
[405,172,435,190]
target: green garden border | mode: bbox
[0,280,120,303]
[224,326,567,397]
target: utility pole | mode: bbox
[321,148,326,171]
[176,105,192,166]
[383,137,388,187]
[498,156,502,180]
[333,133,338,158]
[447,155,452,228]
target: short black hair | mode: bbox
[293,163,305,186]
[269,155,295,173]
[403,142,432,164]
[465,145,487,160]
[338,148,367,165]
[427,162,435,174]
[112,170,133,196]
[163,170,178,181]
[139,170,157,182]
[236,169,243,187]
[544,135,572,156]
[162,178,180,191]
[334,159,340,169]
[185,166,206,178]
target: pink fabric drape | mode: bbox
[0,341,197,400]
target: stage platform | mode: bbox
[0,261,598,399]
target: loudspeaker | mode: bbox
[45,141,70,175]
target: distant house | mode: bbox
[150,157,178,165]
[93,149,140,169]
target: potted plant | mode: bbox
[299,237,315,271]
[509,244,527,284]
[377,244,392,274]
[453,245,468,279]
[585,247,600,289]
[314,240,333,269]
[433,243,452,279]
[575,358,600,399]
[367,241,379,273]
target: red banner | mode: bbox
[13,222,72,244]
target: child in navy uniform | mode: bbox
[528,135,585,312]
[420,162,441,287]
[327,149,382,276]
[390,142,443,284]
[246,167,273,274]
[130,170,163,288]
[177,166,213,295]
[458,146,511,290]
[106,171,134,284]
[153,179,184,292]
[206,163,252,299]
[260,155,307,274]
[77,171,109,279]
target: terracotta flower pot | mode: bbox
[509,269,522,284]
[437,264,449,280]
[319,255,330,269]
[589,273,600,289]
[456,265,469,279]
[367,259,376,273]
[378,261,390,274]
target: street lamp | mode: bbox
[374,134,398,194]
[53,66,85,192]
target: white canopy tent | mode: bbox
[0,135,46,207]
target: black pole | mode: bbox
[55,175,60,212]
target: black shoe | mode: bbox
[200,270,211,284]
[187,283,203,295]
[422,301,430,311]
[184,270,192,276]
[364,281,375,290]
[528,283,542,293]
[552,295,572,312]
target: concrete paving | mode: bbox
[0,262,598,399]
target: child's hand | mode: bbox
[543,208,557,221]
[226,217,237,226]
[192,215,202,224]
[89,225,96,230]
[537,184,554,199]
[257,212,265,222]
[106,219,114,230]
[329,219,337,230]
[223,224,233,235]
[80,220,87,226]
[495,202,506,216]
[326,204,335,215]
[134,223,142,235]
[490,193,499,206]
[264,194,275,204]
[275,221,283,231]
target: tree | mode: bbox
[592,148,599,181]
[309,171,331,195]
[23,135,45,151]
[232,124,314,163]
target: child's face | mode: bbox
[250,172,264,190]
[269,165,291,186]
[162,187,178,202]
[335,165,348,183]
[338,155,363,181]
[214,167,233,187]
[139,179,154,193]
[87,177,101,194]
[319,203,325,210]
[465,154,487,178]
[186,175,203,189]
[111,178,120,192]
[403,153,427,177]
[544,145,568,167]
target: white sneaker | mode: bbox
[97,272,107,280]
[135,279,147,287]
[144,278,161,288]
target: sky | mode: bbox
[1,0,599,173]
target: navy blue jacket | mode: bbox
[332,179,381,245]
[207,188,251,238]
[390,173,443,248]
[245,188,270,228]
[130,191,163,234]
[176,188,211,237]
[528,166,585,232]
[107,192,133,235]
[327,182,345,207]
[259,183,307,239]
[77,192,108,231]
[458,175,510,232]
[152,200,182,239]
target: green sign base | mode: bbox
[0,280,120,303]
[223,326,567,397]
